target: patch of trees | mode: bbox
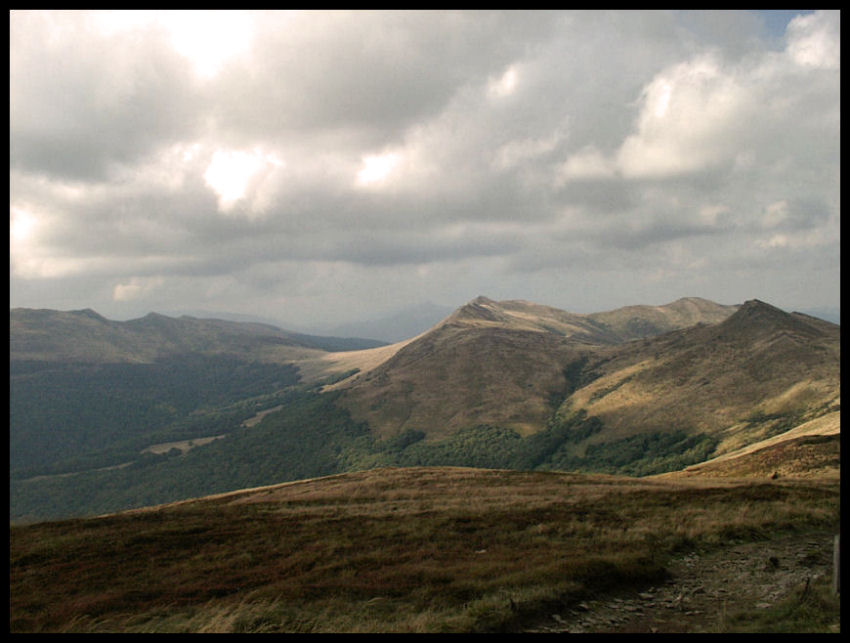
[543,430,720,477]
[10,355,299,478]
[10,384,720,524]
[336,411,716,479]
[10,390,369,522]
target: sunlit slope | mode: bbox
[560,300,840,444]
[585,296,739,341]
[334,296,743,440]
[656,411,840,480]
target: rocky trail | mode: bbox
[526,527,839,633]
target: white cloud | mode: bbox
[488,64,519,98]
[759,234,788,249]
[355,152,402,188]
[761,200,789,228]
[204,147,284,213]
[698,204,731,226]
[557,145,616,182]
[91,10,256,79]
[10,207,38,245]
[615,54,753,178]
[113,276,165,302]
[785,10,840,69]
[494,130,563,171]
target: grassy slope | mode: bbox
[338,323,590,439]
[9,467,840,633]
[559,300,840,445]
[658,411,841,480]
[334,297,741,440]
[335,298,839,446]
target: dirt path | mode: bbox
[526,527,838,633]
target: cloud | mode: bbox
[10,11,202,181]
[785,10,840,69]
[9,10,840,325]
[113,276,165,302]
[203,147,285,213]
[557,146,617,182]
[615,54,756,179]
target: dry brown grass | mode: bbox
[10,466,840,633]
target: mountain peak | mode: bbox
[734,299,790,320]
[449,296,507,324]
[718,298,826,340]
[71,308,108,322]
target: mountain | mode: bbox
[798,307,840,325]
[10,308,320,364]
[558,299,840,456]
[333,296,743,439]
[8,308,379,483]
[585,296,739,341]
[10,308,389,365]
[9,296,840,523]
[8,295,842,634]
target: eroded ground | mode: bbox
[527,527,839,633]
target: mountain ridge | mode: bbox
[334,296,750,439]
[558,298,839,457]
[9,294,840,523]
[9,308,386,363]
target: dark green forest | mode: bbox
[10,355,299,479]
[11,373,720,523]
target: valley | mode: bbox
[8,295,840,632]
[9,296,839,522]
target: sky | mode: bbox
[9,10,840,331]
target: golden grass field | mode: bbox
[10,463,840,633]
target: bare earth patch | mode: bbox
[526,527,839,633]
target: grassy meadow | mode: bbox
[9,466,840,633]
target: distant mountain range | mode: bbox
[9,296,840,522]
[10,307,386,363]
[310,301,457,343]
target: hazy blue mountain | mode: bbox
[317,301,457,343]
[160,309,390,351]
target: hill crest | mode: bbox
[335,295,756,440]
[10,308,333,364]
